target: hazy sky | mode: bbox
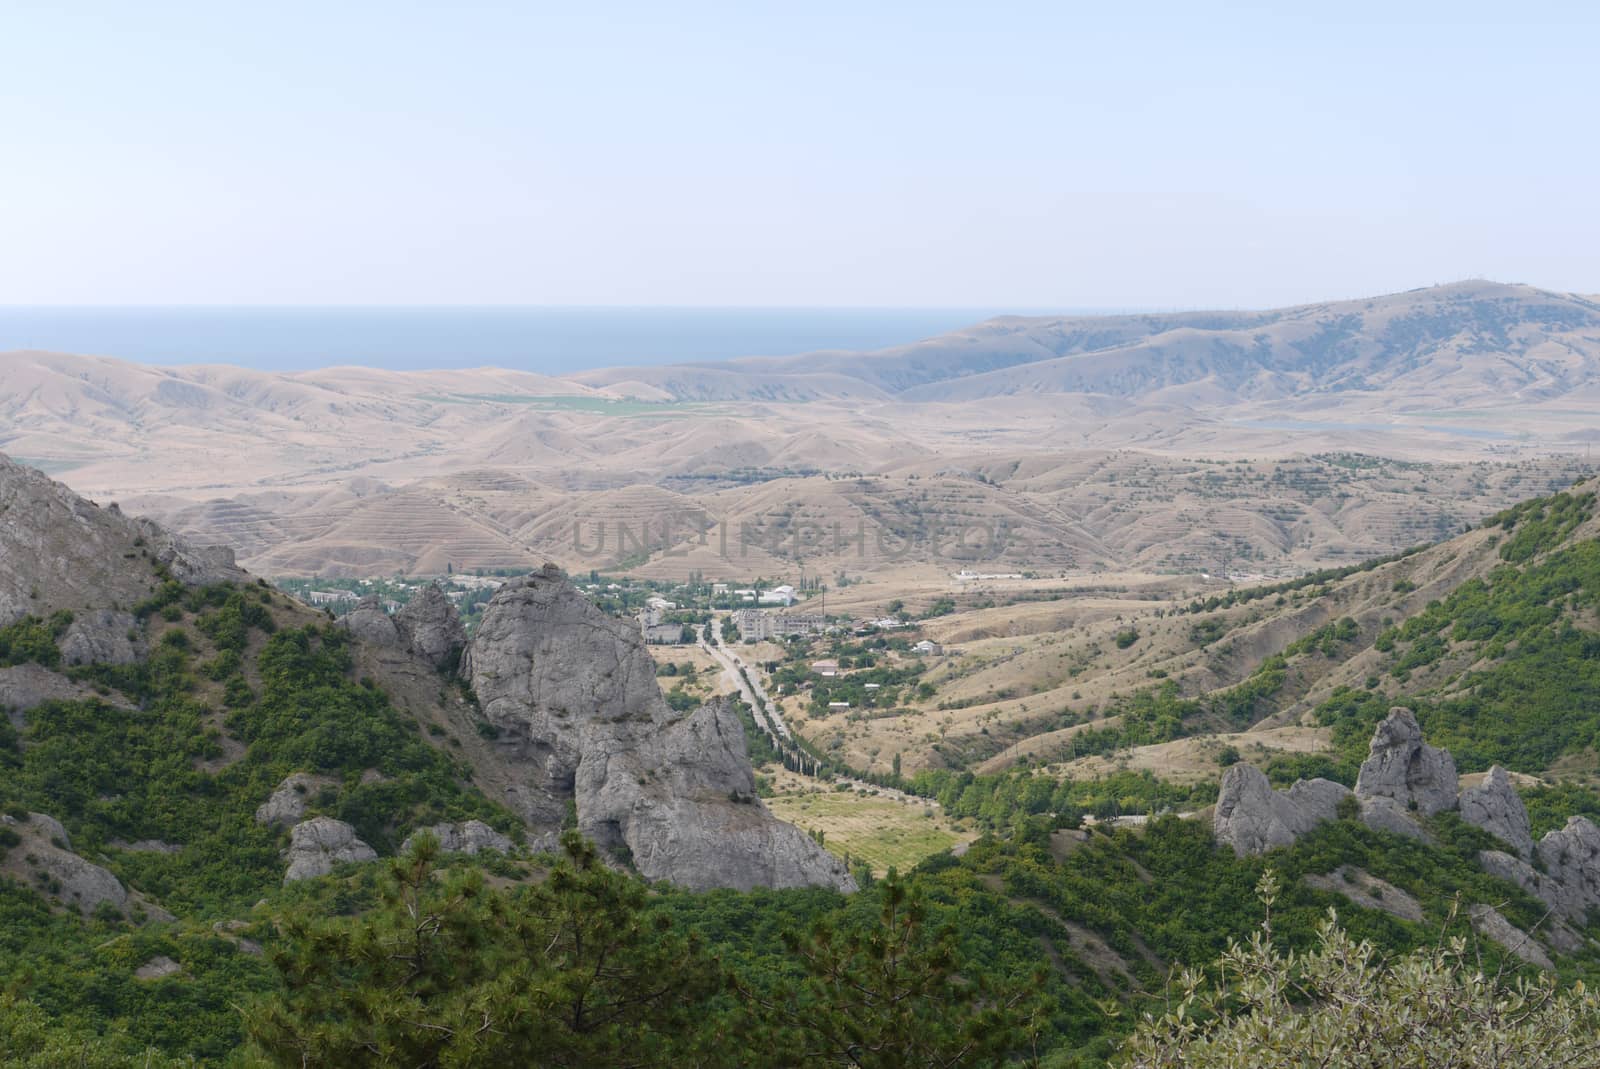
[3,2,1596,308]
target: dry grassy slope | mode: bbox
[803,478,1600,780]
[123,453,1596,583]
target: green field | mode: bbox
[765,786,968,875]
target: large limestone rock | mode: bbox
[0,812,128,916]
[1478,817,1600,924]
[461,565,853,892]
[0,452,243,628]
[254,772,335,828]
[282,817,377,882]
[0,663,135,720]
[1213,763,1351,856]
[1285,777,1352,824]
[59,609,142,666]
[1359,795,1432,842]
[1459,766,1534,858]
[1354,708,1457,817]
[1305,866,1423,922]
[1537,817,1600,917]
[339,595,401,647]
[1478,849,1576,919]
[401,819,513,856]
[1468,904,1553,970]
[396,583,466,670]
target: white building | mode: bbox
[733,608,826,642]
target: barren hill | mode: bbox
[577,281,1600,409]
[3,282,1599,579]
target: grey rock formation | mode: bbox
[461,565,853,892]
[1479,819,1600,926]
[396,583,466,670]
[1,663,130,720]
[1537,817,1600,917]
[25,812,71,848]
[1213,763,1351,856]
[1304,866,1423,922]
[1286,778,1352,824]
[1468,904,1553,970]
[135,956,183,981]
[0,451,243,628]
[282,817,377,882]
[1459,766,1534,859]
[254,772,335,828]
[1478,849,1576,919]
[1359,796,1431,842]
[339,595,402,647]
[1,812,128,915]
[59,609,142,666]
[1354,708,1457,817]
[401,819,514,856]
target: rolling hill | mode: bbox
[3,281,1598,580]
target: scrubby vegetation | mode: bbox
[7,477,1600,1065]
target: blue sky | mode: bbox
[2,1,1596,308]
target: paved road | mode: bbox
[703,617,934,807]
[702,627,792,740]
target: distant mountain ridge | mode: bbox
[574,281,1600,404]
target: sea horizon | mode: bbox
[0,305,1152,375]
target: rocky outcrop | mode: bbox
[1215,712,1600,930]
[1354,708,1458,818]
[1459,766,1534,858]
[461,565,853,892]
[282,817,377,882]
[1305,866,1423,922]
[1358,796,1432,843]
[1215,711,1501,855]
[396,583,466,670]
[1469,904,1554,970]
[343,585,467,668]
[254,772,335,828]
[1537,817,1600,917]
[0,663,135,721]
[0,451,243,628]
[339,595,402,647]
[1479,820,1600,924]
[135,956,183,981]
[401,820,514,856]
[1214,764,1351,856]
[0,812,128,916]
[59,609,143,666]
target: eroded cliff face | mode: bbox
[0,454,243,627]
[461,565,854,892]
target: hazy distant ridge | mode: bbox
[574,281,1600,405]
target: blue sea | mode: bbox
[0,306,1094,374]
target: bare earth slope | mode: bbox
[2,281,1597,579]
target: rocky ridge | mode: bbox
[0,452,243,628]
[460,565,854,892]
[1217,708,1599,959]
